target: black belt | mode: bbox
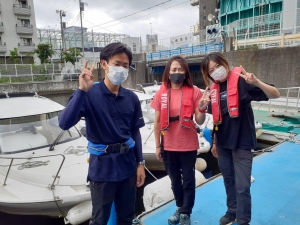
[169,115,193,122]
[105,143,130,154]
[169,115,180,122]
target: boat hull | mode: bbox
[0,200,87,217]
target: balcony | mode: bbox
[13,4,31,16]
[0,42,6,52]
[16,24,34,34]
[0,22,3,33]
[18,43,35,53]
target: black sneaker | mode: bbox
[219,212,236,225]
[179,214,191,225]
[168,209,180,225]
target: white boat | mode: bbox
[0,92,89,217]
[251,87,300,144]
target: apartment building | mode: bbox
[0,0,38,56]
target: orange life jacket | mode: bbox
[160,84,194,130]
[210,67,241,125]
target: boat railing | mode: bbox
[252,86,300,116]
[0,154,65,189]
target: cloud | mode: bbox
[33,0,200,44]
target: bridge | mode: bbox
[146,42,223,62]
[146,42,223,74]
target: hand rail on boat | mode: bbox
[0,154,65,189]
[268,87,300,114]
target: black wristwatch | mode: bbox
[137,160,145,167]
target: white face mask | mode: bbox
[106,61,129,85]
[210,66,228,81]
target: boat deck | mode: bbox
[253,109,300,134]
[139,135,300,225]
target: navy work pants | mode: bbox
[163,150,197,216]
[217,147,253,225]
[89,175,136,225]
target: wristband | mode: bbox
[156,146,161,148]
[198,108,207,113]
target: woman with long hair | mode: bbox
[201,52,280,225]
[151,55,210,225]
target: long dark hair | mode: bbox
[162,55,193,88]
[201,52,230,86]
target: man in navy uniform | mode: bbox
[59,42,146,225]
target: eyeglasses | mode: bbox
[170,68,185,73]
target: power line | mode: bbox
[66,3,78,12]
[87,0,172,29]
[92,0,189,31]
[83,18,123,34]
[64,0,77,10]
[68,13,80,26]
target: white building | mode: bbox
[0,0,38,56]
[122,37,142,54]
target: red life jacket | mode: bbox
[210,67,241,125]
[160,84,194,130]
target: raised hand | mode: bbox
[235,65,259,85]
[79,61,94,92]
[199,87,211,110]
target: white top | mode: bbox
[0,96,64,119]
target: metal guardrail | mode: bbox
[16,24,33,28]
[0,154,65,189]
[269,87,300,113]
[253,87,300,116]
[146,42,223,61]
[13,4,31,9]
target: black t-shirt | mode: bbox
[208,78,269,150]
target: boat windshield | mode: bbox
[140,99,155,124]
[0,111,80,154]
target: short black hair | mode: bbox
[100,42,133,66]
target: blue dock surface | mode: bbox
[139,135,300,225]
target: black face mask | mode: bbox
[169,73,185,84]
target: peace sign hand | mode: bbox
[235,65,259,85]
[199,87,211,110]
[79,60,94,92]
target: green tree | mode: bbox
[9,48,20,64]
[25,51,35,64]
[62,48,82,64]
[34,43,55,64]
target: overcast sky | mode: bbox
[33,0,200,45]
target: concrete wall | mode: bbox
[0,80,78,95]
[224,46,300,88]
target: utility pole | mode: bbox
[79,0,85,60]
[92,29,95,64]
[56,10,66,51]
[198,0,201,43]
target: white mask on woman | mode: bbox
[210,66,228,81]
[106,61,129,85]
